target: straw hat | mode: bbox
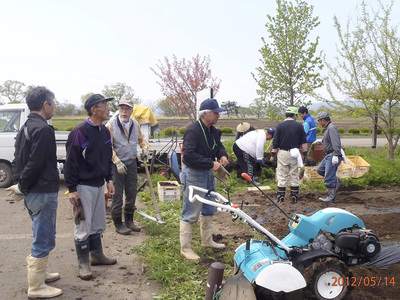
[236,122,251,133]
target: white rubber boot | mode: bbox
[200,215,225,249]
[45,272,60,283]
[27,255,62,299]
[179,220,200,260]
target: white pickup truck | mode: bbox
[0,103,69,188]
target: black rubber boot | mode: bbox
[75,240,93,280]
[276,186,286,203]
[88,234,117,266]
[124,211,141,232]
[290,186,299,204]
[112,215,131,235]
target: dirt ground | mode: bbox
[1,178,400,300]
[0,179,160,300]
[211,184,400,300]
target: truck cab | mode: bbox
[0,103,68,188]
[0,104,28,187]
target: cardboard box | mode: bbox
[157,181,180,202]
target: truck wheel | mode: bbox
[0,162,13,188]
[303,257,351,300]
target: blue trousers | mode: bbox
[180,165,216,223]
[24,192,59,258]
[317,153,342,187]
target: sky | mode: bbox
[1,0,399,109]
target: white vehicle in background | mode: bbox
[0,103,68,188]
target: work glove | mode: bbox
[141,148,149,161]
[116,160,127,175]
[270,152,277,162]
[332,155,339,166]
[314,139,322,144]
[5,184,24,201]
[303,151,309,162]
[73,200,85,225]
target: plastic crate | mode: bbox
[336,161,353,179]
[157,181,180,202]
[346,156,371,178]
[303,166,324,182]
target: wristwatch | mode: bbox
[107,180,113,184]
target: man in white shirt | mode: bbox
[233,128,275,183]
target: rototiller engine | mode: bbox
[189,174,380,300]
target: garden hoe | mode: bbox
[137,161,165,224]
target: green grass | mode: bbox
[52,118,85,130]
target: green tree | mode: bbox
[324,0,400,161]
[54,99,80,116]
[221,100,238,117]
[253,0,323,118]
[0,80,26,103]
[102,82,140,111]
[237,106,252,117]
[151,54,221,122]
[157,97,183,117]
[249,98,267,118]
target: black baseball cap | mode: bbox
[84,94,114,113]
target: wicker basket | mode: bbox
[346,156,371,178]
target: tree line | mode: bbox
[0,0,398,160]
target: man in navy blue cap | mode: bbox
[64,93,117,280]
[179,98,229,260]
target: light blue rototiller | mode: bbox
[189,174,380,300]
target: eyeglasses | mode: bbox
[95,103,110,109]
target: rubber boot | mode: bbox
[26,254,63,299]
[336,177,344,192]
[179,220,200,260]
[319,188,336,203]
[112,215,131,235]
[89,234,117,266]
[275,186,286,203]
[290,186,299,204]
[200,215,225,249]
[45,272,60,283]
[124,211,141,232]
[75,240,93,280]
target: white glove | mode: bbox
[332,155,339,165]
[6,184,23,195]
[314,139,322,144]
[115,160,127,175]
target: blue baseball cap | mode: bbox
[267,128,275,136]
[199,99,226,113]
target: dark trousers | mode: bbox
[111,160,138,216]
[233,143,256,179]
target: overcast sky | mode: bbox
[1,0,399,107]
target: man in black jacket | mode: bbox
[179,98,229,260]
[12,86,62,298]
[64,94,117,280]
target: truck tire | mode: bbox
[0,162,13,188]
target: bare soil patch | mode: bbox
[211,185,400,299]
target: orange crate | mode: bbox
[303,166,324,183]
[346,156,371,178]
[336,161,353,179]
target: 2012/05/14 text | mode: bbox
[332,276,395,287]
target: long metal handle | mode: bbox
[144,161,163,223]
